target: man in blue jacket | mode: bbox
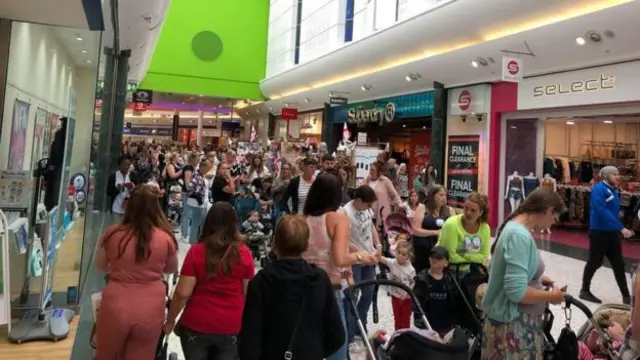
[580,166,632,304]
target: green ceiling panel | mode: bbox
[140,0,269,100]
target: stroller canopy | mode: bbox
[385,212,414,236]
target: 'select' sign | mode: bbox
[517,61,639,110]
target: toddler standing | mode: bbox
[378,240,416,330]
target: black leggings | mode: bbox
[581,230,630,297]
[180,326,238,360]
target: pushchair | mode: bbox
[346,279,471,360]
[235,194,272,263]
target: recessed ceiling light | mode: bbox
[576,37,586,45]
[402,124,407,128]
[405,75,412,82]
[603,120,613,124]
[86,60,92,64]
[471,60,478,68]
[361,84,373,91]
[76,36,83,41]
[566,121,575,125]
[81,50,87,53]
[304,98,310,103]
[256,109,260,113]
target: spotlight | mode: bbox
[405,73,422,82]
[304,98,310,103]
[361,84,373,91]
[576,37,586,46]
[256,109,260,114]
[471,61,478,68]
[405,75,412,82]
[461,115,467,123]
[476,114,484,122]
[603,120,613,124]
[566,121,575,125]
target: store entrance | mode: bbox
[505,113,640,256]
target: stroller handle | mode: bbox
[563,294,593,318]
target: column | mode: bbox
[430,81,447,181]
[0,19,10,134]
[197,109,204,147]
[172,113,179,141]
[93,49,131,211]
[322,102,336,152]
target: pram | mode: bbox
[347,279,471,360]
[235,194,272,264]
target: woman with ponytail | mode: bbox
[481,188,567,360]
[164,202,255,360]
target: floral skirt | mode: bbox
[481,313,544,360]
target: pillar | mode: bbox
[0,19,10,138]
[196,109,204,147]
[172,113,179,141]
[430,81,447,181]
[93,49,130,211]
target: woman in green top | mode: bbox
[481,188,566,360]
[436,192,492,267]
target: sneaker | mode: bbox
[623,296,631,305]
[579,290,602,304]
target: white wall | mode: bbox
[0,22,76,171]
[446,116,491,194]
[266,0,298,78]
[299,0,346,64]
[68,68,98,177]
[545,121,640,158]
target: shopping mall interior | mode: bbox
[0,0,640,359]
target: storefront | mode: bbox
[445,85,491,207]
[274,108,324,143]
[326,91,434,183]
[499,61,640,234]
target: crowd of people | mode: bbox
[93,140,640,360]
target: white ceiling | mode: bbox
[240,0,640,119]
[52,27,101,68]
[0,0,90,29]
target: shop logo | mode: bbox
[507,60,520,75]
[414,145,430,156]
[533,74,615,97]
[458,90,472,111]
[347,102,396,126]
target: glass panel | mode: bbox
[504,119,538,219]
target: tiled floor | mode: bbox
[538,228,640,260]
[166,240,632,359]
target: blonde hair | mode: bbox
[395,240,414,259]
[273,215,309,257]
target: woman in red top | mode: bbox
[164,201,255,360]
[95,185,178,360]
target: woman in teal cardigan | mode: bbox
[481,188,566,360]
[436,192,492,270]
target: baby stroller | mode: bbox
[235,194,272,263]
[158,276,179,360]
[347,279,471,360]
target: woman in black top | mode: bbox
[411,185,451,273]
[211,162,236,204]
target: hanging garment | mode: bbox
[523,177,540,196]
[579,162,593,183]
[543,157,555,177]
[560,158,571,184]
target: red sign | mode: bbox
[507,60,520,75]
[409,131,431,189]
[281,107,298,120]
[458,90,471,111]
[133,102,147,112]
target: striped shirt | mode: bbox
[297,177,313,214]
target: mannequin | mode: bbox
[505,171,524,213]
[539,173,557,234]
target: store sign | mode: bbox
[446,135,480,207]
[133,102,148,112]
[502,56,523,83]
[132,89,153,104]
[532,75,615,97]
[122,127,173,136]
[517,61,640,110]
[330,96,349,105]
[347,103,396,126]
[281,107,298,120]
[448,85,490,116]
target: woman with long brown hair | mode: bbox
[411,185,452,273]
[164,202,255,360]
[94,185,178,360]
[248,153,270,181]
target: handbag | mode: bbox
[284,296,308,359]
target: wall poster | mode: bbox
[409,131,431,188]
[7,100,30,170]
[446,135,480,207]
[31,108,47,168]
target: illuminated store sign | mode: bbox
[533,74,615,97]
[347,103,396,126]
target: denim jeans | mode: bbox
[180,192,190,238]
[327,290,348,360]
[188,205,207,244]
[345,264,376,343]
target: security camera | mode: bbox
[461,115,467,123]
[476,114,484,122]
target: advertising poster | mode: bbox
[446,135,480,207]
[31,108,47,168]
[409,131,431,189]
[8,100,30,170]
[354,147,380,182]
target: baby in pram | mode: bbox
[242,210,266,238]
